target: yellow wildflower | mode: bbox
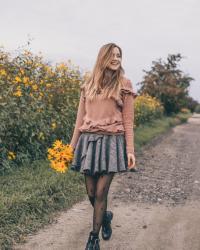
[15,76,21,83]
[38,132,45,140]
[46,83,52,88]
[51,122,56,129]
[53,140,63,149]
[20,68,25,75]
[23,76,29,85]
[32,84,38,91]
[7,151,16,160]
[0,69,7,76]
[13,86,22,97]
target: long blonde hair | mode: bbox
[81,43,125,101]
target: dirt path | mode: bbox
[14,114,200,250]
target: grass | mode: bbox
[135,112,191,150]
[0,160,86,250]
[0,112,192,250]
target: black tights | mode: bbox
[84,173,115,235]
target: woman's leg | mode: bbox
[92,173,115,235]
[84,174,98,207]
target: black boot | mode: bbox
[85,231,100,250]
[101,211,113,240]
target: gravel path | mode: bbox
[14,114,200,250]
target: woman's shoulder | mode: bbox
[121,76,136,97]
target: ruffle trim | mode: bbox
[114,85,136,108]
[120,78,137,97]
[120,86,136,97]
[79,116,125,133]
[82,116,123,126]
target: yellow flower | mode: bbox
[56,63,67,71]
[13,86,22,97]
[15,76,21,83]
[38,132,45,140]
[53,140,63,149]
[20,68,25,75]
[7,151,16,160]
[51,122,56,129]
[32,84,38,91]
[54,161,66,173]
[23,76,29,85]
[0,69,7,76]
[46,83,52,88]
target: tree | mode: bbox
[138,54,194,114]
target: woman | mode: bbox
[70,42,136,250]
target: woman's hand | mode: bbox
[69,144,75,153]
[127,153,136,170]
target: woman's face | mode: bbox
[107,47,122,71]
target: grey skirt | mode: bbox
[69,132,129,176]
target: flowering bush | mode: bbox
[180,108,190,114]
[0,47,82,174]
[134,94,164,126]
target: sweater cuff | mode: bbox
[126,147,135,155]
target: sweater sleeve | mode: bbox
[121,79,136,155]
[70,88,86,150]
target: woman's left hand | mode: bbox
[127,153,136,170]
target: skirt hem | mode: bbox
[70,132,128,177]
[70,164,128,176]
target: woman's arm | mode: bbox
[70,90,86,150]
[121,79,135,155]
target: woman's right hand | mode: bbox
[69,144,75,153]
[127,153,136,170]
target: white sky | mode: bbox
[1,0,200,101]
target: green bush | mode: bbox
[0,48,82,174]
[195,104,200,113]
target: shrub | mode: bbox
[180,108,190,114]
[0,48,82,174]
[134,94,164,126]
[195,104,200,113]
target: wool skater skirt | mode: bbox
[69,132,129,176]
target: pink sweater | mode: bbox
[70,77,136,155]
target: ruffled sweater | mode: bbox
[70,77,136,155]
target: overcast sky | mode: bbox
[1,0,200,101]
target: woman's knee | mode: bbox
[95,187,108,202]
[94,173,114,201]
